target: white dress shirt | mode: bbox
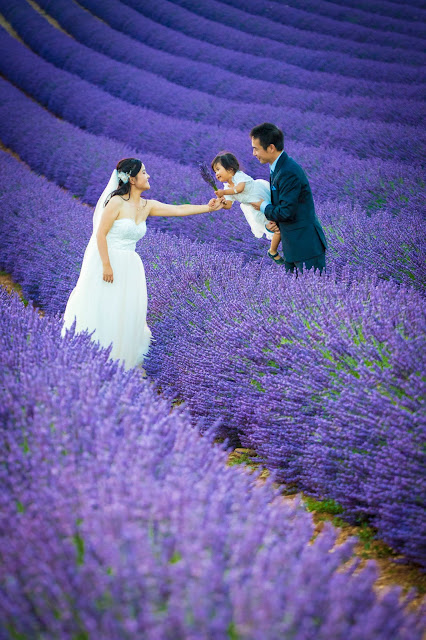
[260,151,284,214]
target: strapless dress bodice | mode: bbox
[63,216,151,371]
[107,218,147,251]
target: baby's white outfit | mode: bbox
[223,170,273,240]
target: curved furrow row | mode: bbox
[1,151,425,572]
[2,291,424,637]
[313,0,426,22]
[1,125,424,292]
[0,78,211,205]
[1,76,423,219]
[240,0,426,33]
[32,0,426,97]
[85,0,426,81]
[1,1,426,628]
[2,25,425,167]
[144,0,426,52]
[13,0,423,126]
[215,0,426,39]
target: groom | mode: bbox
[250,123,327,274]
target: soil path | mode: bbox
[228,453,425,608]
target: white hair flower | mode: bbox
[117,170,130,184]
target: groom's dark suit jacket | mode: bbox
[264,152,327,263]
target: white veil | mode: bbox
[92,169,119,235]
[79,169,119,265]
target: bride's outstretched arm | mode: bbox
[149,198,223,217]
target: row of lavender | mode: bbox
[0,69,423,222]
[2,6,425,166]
[0,150,424,566]
[4,0,421,564]
[20,0,425,126]
[165,0,426,45]
[0,84,423,288]
[2,291,424,638]
[270,0,425,24]
[222,0,426,36]
[24,0,425,102]
[89,0,425,74]
[330,0,426,19]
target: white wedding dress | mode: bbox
[62,217,151,370]
[223,171,273,240]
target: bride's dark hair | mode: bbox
[104,158,143,206]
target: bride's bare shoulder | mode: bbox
[105,194,124,210]
[144,199,161,213]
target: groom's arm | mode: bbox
[264,173,301,224]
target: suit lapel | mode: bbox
[270,152,287,204]
[270,152,288,188]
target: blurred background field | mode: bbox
[0,1,425,638]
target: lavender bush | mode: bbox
[0,78,212,206]
[273,0,426,25]
[305,342,426,563]
[121,0,425,75]
[144,258,426,565]
[33,0,426,99]
[214,0,426,41]
[0,78,424,221]
[2,291,424,638]
[2,22,424,166]
[0,152,424,565]
[30,0,426,126]
[0,0,425,597]
[0,150,424,300]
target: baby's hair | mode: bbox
[211,152,239,174]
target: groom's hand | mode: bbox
[266,221,280,233]
[250,200,263,211]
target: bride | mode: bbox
[62,157,223,370]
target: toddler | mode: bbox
[211,152,283,264]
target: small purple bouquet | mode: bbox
[199,162,218,191]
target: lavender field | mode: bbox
[0,0,425,637]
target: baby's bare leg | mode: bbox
[270,231,281,255]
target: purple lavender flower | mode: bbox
[85,0,425,83]
[199,161,217,191]
[228,0,425,38]
[33,0,426,98]
[0,75,424,221]
[2,8,424,167]
[29,0,425,127]
[185,0,426,46]
[0,291,424,638]
[0,0,425,594]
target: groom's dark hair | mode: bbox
[250,123,284,151]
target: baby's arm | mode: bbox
[216,182,246,198]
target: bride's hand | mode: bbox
[208,198,223,211]
[103,264,114,283]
